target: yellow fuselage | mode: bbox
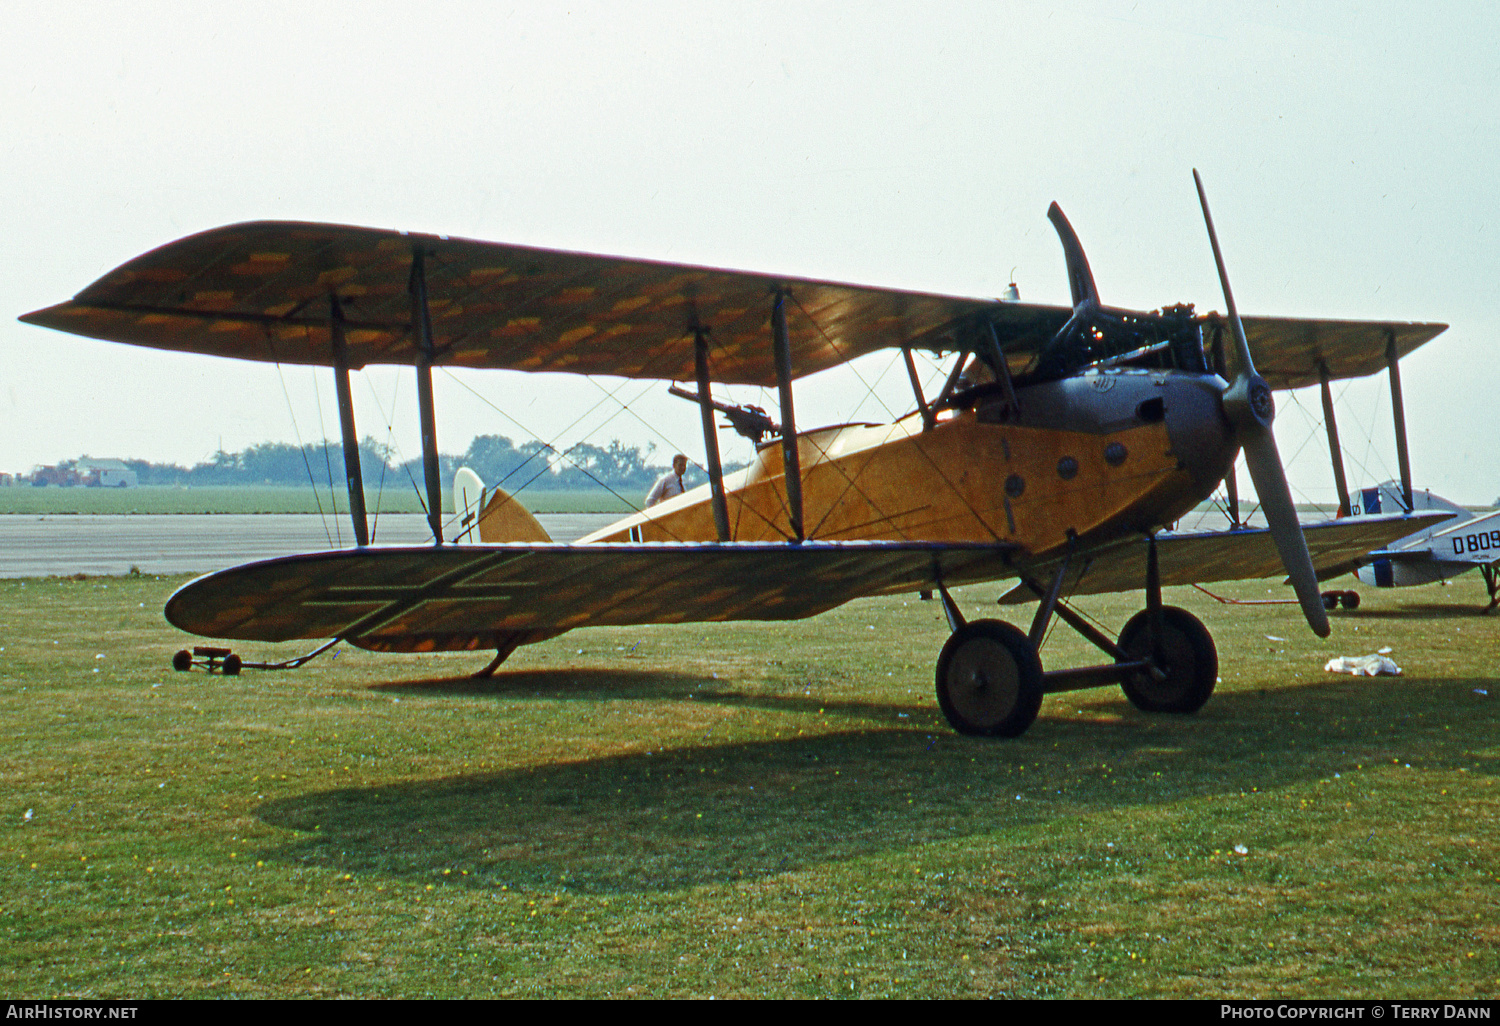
[575,408,1199,562]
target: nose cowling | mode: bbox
[1223,369,1275,433]
[1162,372,1240,495]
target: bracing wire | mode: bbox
[1278,389,1331,509]
[359,367,430,537]
[437,369,678,536]
[275,362,334,549]
[580,375,712,477]
[1339,377,1399,492]
[570,373,786,543]
[789,293,903,424]
[436,330,800,541]
[783,299,1002,542]
[1284,377,1403,511]
[309,366,343,548]
[358,370,403,544]
[448,369,652,497]
[1066,587,1117,640]
[797,349,953,539]
[844,350,904,424]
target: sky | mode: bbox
[4,1,1497,504]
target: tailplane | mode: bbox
[453,467,552,543]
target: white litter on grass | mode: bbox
[1324,654,1402,676]
[1234,844,1249,855]
[1265,635,1286,642]
[1475,689,1488,697]
[23,809,33,823]
[1377,646,1393,655]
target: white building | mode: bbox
[75,458,138,488]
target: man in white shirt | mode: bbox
[645,454,689,507]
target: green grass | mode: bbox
[0,486,635,516]
[1,571,1495,998]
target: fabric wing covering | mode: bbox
[996,512,1452,605]
[165,541,1021,652]
[20,221,1000,385]
[21,220,1445,386]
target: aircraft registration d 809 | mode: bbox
[20,172,1448,737]
[1339,482,1500,610]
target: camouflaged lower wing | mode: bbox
[995,512,1451,604]
[166,540,1021,652]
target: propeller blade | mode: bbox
[1241,426,1331,637]
[1047,202,1100,309]
[1193,170,1254,377]
[1194,169,1330,637]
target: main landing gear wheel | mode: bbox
[1320,590,1361,610]
[1116,606,1217,714]
[934,619,1044,737]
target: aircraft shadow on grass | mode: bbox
[370,666,943,722]
[253,673,1497,894]
[370,668,713,702]
[1334,603,1496,620]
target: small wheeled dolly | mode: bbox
[169,638,339,675]
[171,646,242,675]
[1319,590,1360,611]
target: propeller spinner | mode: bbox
[1193,169,1330,637]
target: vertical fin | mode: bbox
[476,485,552,543]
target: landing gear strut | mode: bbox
[929,535,1223,737]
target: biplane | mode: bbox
[19,172,1449,737]
[1336,482,1500,611]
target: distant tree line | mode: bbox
[95,435,721,494]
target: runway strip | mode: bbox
[1,507,1278,579]
[0,513,622,578]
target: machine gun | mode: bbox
[667,385,778,444]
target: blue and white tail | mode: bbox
[1350,481,1495,590]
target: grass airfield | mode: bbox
[1,571,1495,998]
